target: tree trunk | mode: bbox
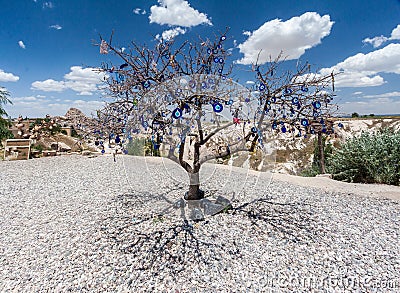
[185,172,204,200]
[318,132,326,174]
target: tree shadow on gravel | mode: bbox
[230,197,324,243]
[101,190,236,280]
[101,190,325,279]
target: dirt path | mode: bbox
[271,173,400,201]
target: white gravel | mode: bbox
[0,155,399,292]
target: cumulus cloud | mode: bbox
[31,66,106,95]
[237,12,333,65]
[0,69,20,82]
[18,41,26,49]
[50,24,62,30]
[363,24,400,48]
[319,43,400,87]
[390,24,400,40]
[157,27,186,40]
[31,79,66,92]
[149,0,212,27]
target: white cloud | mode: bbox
[0,69,20,82]
[149,0,212,27]
[5,98,105,118]
[18,40,26,49]
[319,43,400,87]
[133,8,141,14]
[363,24,400,48]
[352,91,363,95]
[242,31,251,37]
[362,36,388,48]
[246,80,255,85]
[390,24,400,40]
[363,91,400,99]
[31,79,66,92]
[159,27,186,40]
[31,66,106,95]
[43,1,54,9]
[237,12,333,65]
[50,24,62,30]
[339,98,400,115]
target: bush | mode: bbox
[328,129,400,185]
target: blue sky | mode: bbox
[1,0,400,117]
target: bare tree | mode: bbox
[95,31,338,201]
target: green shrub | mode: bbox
[126,138,147,156]
[328,129,400,185]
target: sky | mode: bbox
[1,0,400,118]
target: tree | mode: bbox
[0,87,13,145]
[96,31,338,201]
[351,112,359,118]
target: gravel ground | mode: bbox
[0,155,399,292]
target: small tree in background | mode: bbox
[0,87,13,146]
[95,31,338,201]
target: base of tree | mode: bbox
[184,189,205,201]
[176,194,232,221]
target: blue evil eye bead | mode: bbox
[313,111,319,117]
[271,97,277,103]
[338,122,344,128]
[101,149,105,154]
[172,108,183,119]
[123,149,128,154]
[218,69,223,74]
[284,88,293,95]
[212,49,218,54]
[142,80,151,88]
[272,122,277,130]
[259,83,266,91]
[189,80,196,88]
[301,85,308,92]
[320,118,325,125]
[281,126,287,133]
[100,141,103,145]
[301,119,309,126]
[115,135,121,143]
[201,82,208,89]
[292,97,299,104]
[322,128,327,133]
[214,57,220,63]
[218,57,224,64]
[213,103,223,113]
[220,35,226,41]
[142,121,148,128]
[217,44,222,49]
[313,101,321,109]
[245,97,251,103]
[251,127,257,133]
[207,48,212,54]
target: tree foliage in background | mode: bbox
[328,129,400,185]
[0,87,14,145]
